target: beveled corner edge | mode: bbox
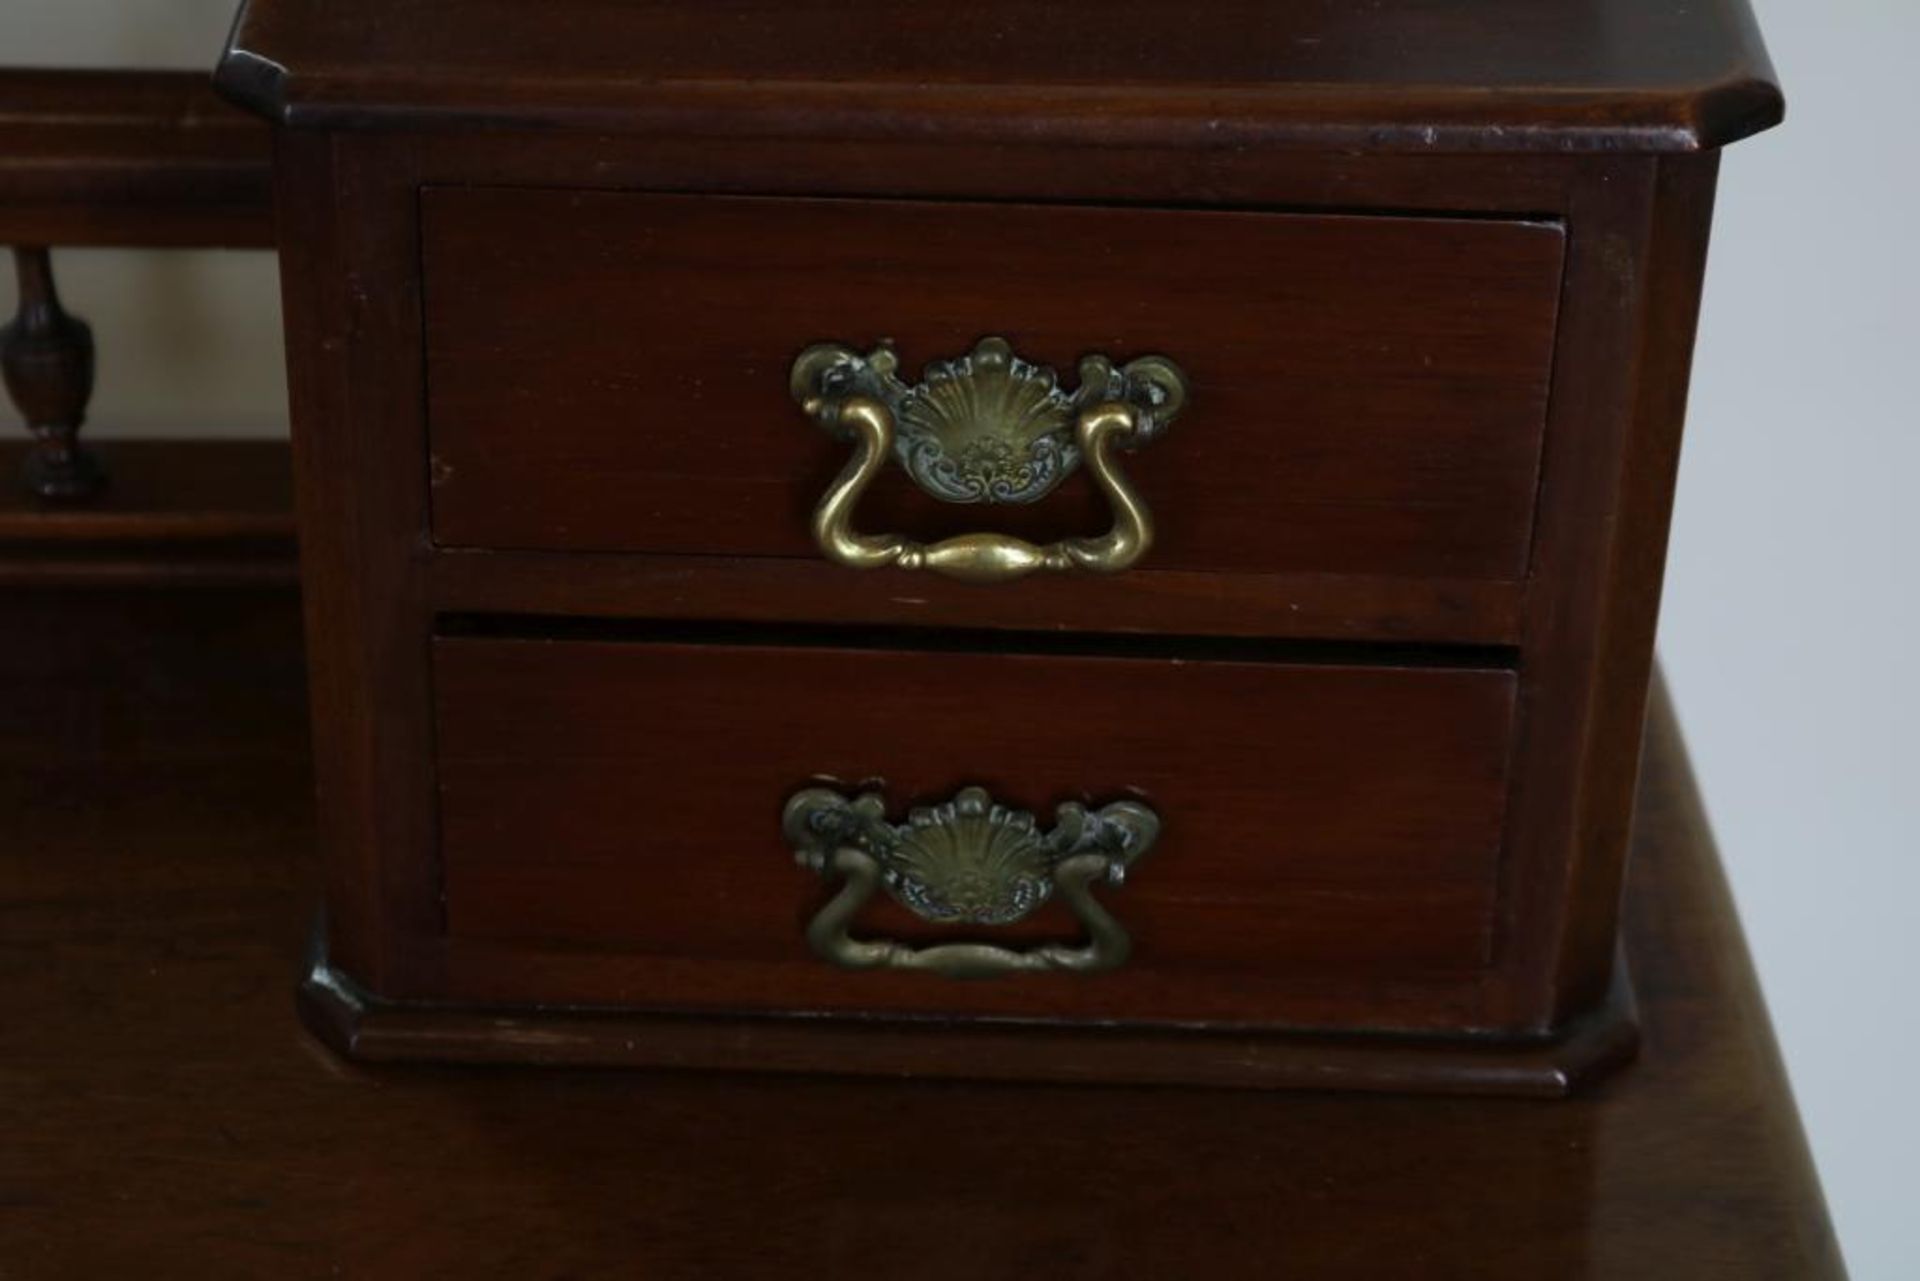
[1685,73,1786,152]
[211,52,290,125]
[212,1,294,125]
[297,917,1639,1098]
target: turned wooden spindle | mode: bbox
[2,246,102,500]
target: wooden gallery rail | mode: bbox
[0,69,290,584]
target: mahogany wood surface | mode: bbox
[231,0,1784,1087]
[0,441,292,543]
[262,140,1732,1074]
[362,129,1609,214]
[318,137,1668,667]
[0,70,272,248]
[429,549,1528,647]
[423,190,1565,585]
[0,587,1842,1278]
[269,133,444,998]
[432,634,1517,1028]
[1520,153,1726,1023]
[216,0,1783,153]
[0,441,295,584]
[307,939,1638,1097]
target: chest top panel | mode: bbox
[217,0,1781,153]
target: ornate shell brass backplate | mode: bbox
[783,785,1161,979]
[790,337,1189,584]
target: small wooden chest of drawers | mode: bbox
[220,0,1782,1094]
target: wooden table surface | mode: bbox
[0,588,1843,1279]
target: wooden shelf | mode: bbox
[0,439,296,583]
[0,69,273,248]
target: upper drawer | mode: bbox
[422,189,1564,583]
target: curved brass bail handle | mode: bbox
[793,337,1186,585]
[806,847,1134,979]
[784,785,1161,980]
[806,397,1150,586]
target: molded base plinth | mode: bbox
[298,929,1638,1098]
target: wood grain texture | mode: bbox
[272,134,442,992]
[424,189,1565,585]
[216,0,1783,153]
[1548,153,1725,1015]
[1493,153,1725,1028]
[0,70,272,248]
[431,635,1518,1028]
[278,140,1723,1064]
[427,548,1526,646]
[0,440,295,585]
[389,128,1597,212]
[0,441,293,543]
[308,943,1638,1097]
[251,0,1785,1092]
[0,588,1842,1278]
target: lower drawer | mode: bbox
[430,631,1518,1031]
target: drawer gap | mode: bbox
[434,613,1517,671]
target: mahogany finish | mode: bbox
[225,0,1783,1089]
[425,191,1564,585]
[0,588,1843,1276]
[429,549,1528,646]
[0,441,295,585]
[432,635,1516,1027]
[0,441,291,543]
[217,0,1781,153]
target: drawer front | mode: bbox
[431,635,1518,1030]
[423,189,1564,583]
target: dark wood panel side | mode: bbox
[1546,152,1725,1015]
[272,134,439,991]
[1488,161,1660,1029]
[430,637,1518,1030]
[423,190,1564,585]
[1493,155,1723,1027]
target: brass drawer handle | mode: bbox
[790,337,1188,584]
[783,785,1160,979]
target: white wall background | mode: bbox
[4,2,1914,1275]
[1663,3,1919,1275]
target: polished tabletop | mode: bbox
[0,587,1841,1278]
